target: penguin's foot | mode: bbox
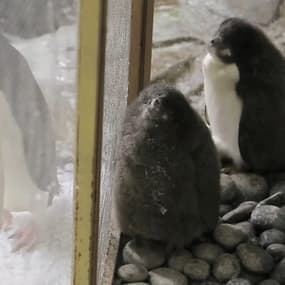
[0,209,13,231]
[7,212,39,252]
[9,224,38,252]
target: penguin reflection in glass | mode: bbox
[114,84,220,249]
[0,33,58,251]
[203,18,285,173]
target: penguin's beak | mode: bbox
[210,37,223,48]
[208,37,232,59]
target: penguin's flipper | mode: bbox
[238,92,285,172]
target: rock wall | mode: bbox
[0,0,76,38]
[152,0,285,120]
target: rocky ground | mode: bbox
[113,1,285,284]
[114,174,285,285]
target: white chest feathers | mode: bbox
[202,53,244,167]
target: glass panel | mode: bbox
[0,1,78,284]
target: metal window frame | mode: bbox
[74,0,106,284]
[128,0,154,103]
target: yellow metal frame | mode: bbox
[74,0,154,284]
[74,0,105,284]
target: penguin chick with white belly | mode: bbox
[203,17,285,173]
[114,84,220,249]
[0,33,58,251]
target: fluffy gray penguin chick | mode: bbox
[114,84,220,248]
[203,17,285,173]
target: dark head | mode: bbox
[138,84,193,125]
[209,18,282,64]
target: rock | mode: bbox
[154,0,281,50]
[257,192,285,207]
[149,267,188,285]
[220,204,234,216]
[220,174,239,203]
[192,242,224,264]
[222,201,257,223]
[237,243,275,274]
[118,263,148,283]
[239,269,267,284]
[123,240,166,269]
[214,223,247,249]
[226,278,251,285]
[271,258,285,284]
[151,42,202,83]
[200,0,282,25]
[123,283,149,285]
[212,253,241,282]
[153,4,202,43]
[184,258,210,281]
[235,222,256,239]
[267,243,285,262]
[274,206,285,232]
[259,280,280,285]
[250,205,280,230]
[168,249,192,272]
[0,0,75,38]
[189,281,223,285]
[250,237,261,246]
[260,229,285,248]
[231,174,268,202]
[239,270,265,284]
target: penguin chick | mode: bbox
[203,17,285,173]
[114,84,220,248]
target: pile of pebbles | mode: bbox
[114,173,285,284]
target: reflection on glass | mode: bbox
[0,1,78,284]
